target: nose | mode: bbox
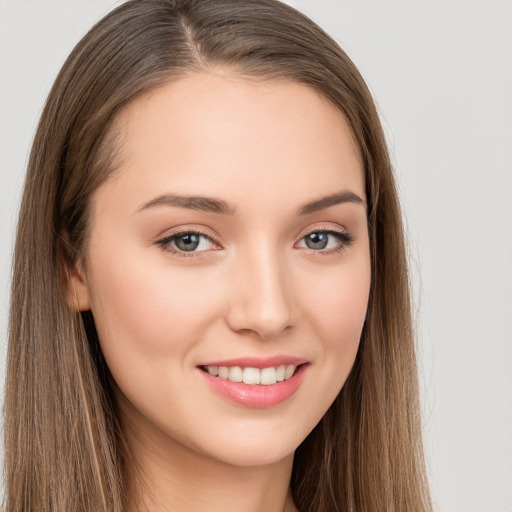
[225,244,297,340]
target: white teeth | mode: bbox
[243,367,260,385]
[260,367,277,385]
[204,364,299,385]
[285,365,295,380]
[207,365,219,376]
[228,366,243,382]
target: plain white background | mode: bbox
[0,1,511,511]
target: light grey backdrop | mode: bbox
[1,1,511,511]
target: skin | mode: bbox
[69,70,371,512]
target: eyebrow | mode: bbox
[137,194,237,215]
[297,190,365,215]
[137,190,365,216]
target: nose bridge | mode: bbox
[226,237,295,339]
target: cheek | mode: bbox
[86,247,222,368]
[299,252,370,403]
[305,262,370,347]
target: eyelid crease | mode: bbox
[154,224,356,257]
[297,222,355,240]
[155,228,222,257]
[155,226,221,243]
[294,228,356,255]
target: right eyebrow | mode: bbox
[136,194,237,215]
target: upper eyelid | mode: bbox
[157,225,348,239]
[156,226,220,243]
[155,231,219,257]
[295,229,355,246]
[155,223,354,248]
[297,223,351,238]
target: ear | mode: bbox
[65,260,92,312]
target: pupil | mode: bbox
[306,232,328,250]
[176,234,200,251]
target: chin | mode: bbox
[189,421,310,468]
[205,443,296,468]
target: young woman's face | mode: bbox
[74,71,371,467]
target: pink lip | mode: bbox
[196,362,309,408]
[197,355,308,369]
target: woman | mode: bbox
[4,0,433,511]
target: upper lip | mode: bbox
[197,355,309,369]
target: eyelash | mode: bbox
[155,228,355,257]
[296,229,355,255]
[155,229,217,258]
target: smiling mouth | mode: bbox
[199,364,306,385]
[197,362,310,408]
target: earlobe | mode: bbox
[65,262,92,312]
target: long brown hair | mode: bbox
[4,1,432,510]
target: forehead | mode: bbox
[97,70,365,214]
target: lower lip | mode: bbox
[197,364,309,408]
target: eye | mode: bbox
[296,230,355,253]
[156,231,218,254]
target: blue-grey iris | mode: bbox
[175,234,200,251]
[305,232,329,250]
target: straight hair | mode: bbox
[4,1,433,511]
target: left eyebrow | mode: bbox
[298,190,365,215]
